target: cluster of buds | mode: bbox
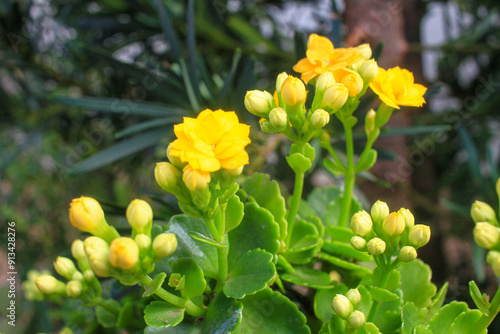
[331,288,366,329]
[23,269,51,301]
[350,201,431,263]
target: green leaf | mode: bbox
[367,286,399,302]
[402,302,427,334]
[357,285,373,316]
[386,269,401,292]
[217,49,242,104]
[427,282,448,320]
[228,203,280,269]
[166,215,218,279]
[469,281,490,316]
[355,149,377,172]
[179,58,200,111]
[307,187,342,219]
[285,219,322,264]
[201,292,243,334]
[145,324,201,333]
[188,232,225,248]
[287,153,312,174]
[143,273,167,298]
[322,240,372,262]
[428,301,468,334]
[69,129,167,175]
[154,0,182,62]
[397,259,437,308]
[313,283,348,322]
[324,194,362,226]
[116,301,134,329]
[449,309,483,334]
[224,249,276,299]
[317,252,372,275]
[280,266,333,289]
[171,258,206,300]
[372,289,403,332]
[225,193,244,233]
[328,313,346,333]
[325,226,356,243]
[365,322,381,334]
[413,325,433,334]
[233,288,310,334]
[116,118,179,139]
[95,304,118,328]
[241,173,287,242]
[144,301,185,328]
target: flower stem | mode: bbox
[338,122,355,227]
[474,285,500,333]
[367,264,391,322]
[213,204,228,293]
[285,170,305,245]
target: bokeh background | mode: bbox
[1,0,500,332]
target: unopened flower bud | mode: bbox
[399,246,417,262]
[72,271,84,281]
[276,72,289,93]
[351,210,373,236]
[322,83,349,112]
[281,76,306,106]
[316,71,336,93]
[35,275,66,295]
[155,162,181,192]
[244,90,274,118]
[371,200,389,223]
[329,271,342,283]
[153,233,178,258]
[346,288,362,307]
[166,143,186,168]
[135,234,152,251]
[66,280,83,298]
[332,68,363,97]
[398,208,415,229]
[69,197,118,241]
[182,165,210,191]
[311,109,330,129]
[359,59,379,82]
[382,212,406,236]
[492,256,500,277]
[332,294,353,319]
[365,109,376,134]
[351,236,367,251]
[54,257,77,280]
[71,240,87,261]
[367,238,386,255]
[408,225,431,248]
[474,223,500,249]
[269,107,288,131]
[471,201,498,225]
[84,269,95,282]
[224,166,243,177]
[84,236,111,277]
[259,119,274,133]
[109,237,139,270]
[355,43,372,60]
[126,199,153,234]
[348,310,366,329]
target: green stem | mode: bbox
[215,235,229,292]
[367,266,391,322]
[285,171,305,245]
[139,276,205,317]
[322,140,346,173]
[474,285,500,333]
[278,255,295,273]
[338,122,355,227]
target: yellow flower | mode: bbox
[331,68,363,97]
[182,165,211,191]
[170,109,251,173]
[280,76,307,107]
[293,34,365,84]
[370,67,427,109]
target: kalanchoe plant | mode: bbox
[27,35,499,334]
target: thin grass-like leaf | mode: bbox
[179,58,200,112]
[115,117,180,139]
[154,0,183,62]
[186,0,200,99]
[217,49,242,104]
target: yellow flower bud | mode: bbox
[346,288,362,307]
[316,71,336,93]
[244,90,274,118]
[109,237,139,270]
[155,162,181,192]
[310,109,330,129]
[69,196,105,233]
[382,212,406,236]
[72,271,84,281]
[473,223,500,249]
[367,237,386,255]
[153,233,178,258]
[408,225,431,248]
[399,246,417,262]
[269,107,288,131]
[166,143,186,168]
[224,165,244,177]
[371,200,389,223]
[348,310,366,329]
[329,271,342,283]
[83,269,95,282]
[332,68,363,97]
[281,76,306,107]
[84,236,111,277]
[471,201,498,225]
[126,199,153,233]
[71,240,87,261]
[351,236,367,251]
[355,43,372,60]
[332,294,353,319]
[182,165,211,191]
[135,233,152,251]
[276,72,289,93]
[35,275,66,295]
[398,208,415,229]
[359,59,379,82]
[259,119,274,133]
[351,210,373,236]
[365,109,376,134]
[322,83,349,112]
[53,257,77,280]
[66,280,83,298]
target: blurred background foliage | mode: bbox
[1,0,500,332]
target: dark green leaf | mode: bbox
[116,118,179,139]
[171,258,206,300]
[154,0,182,62]
[144,301,185,328]
[217,49,242,104]
[225,194,244,234]
[280,266,333,289]
[202,292,243,334]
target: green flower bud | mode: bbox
[382,212,406,236]
[71,240,87,261]
[399,246,417,262]
[371,200,389,224]
[126,199,153,234]
[488,251,500,277]
[35,275,66,295]
[269,107,288,131]
[497,177,500,200]
[355,43,372,60]
[244,90,274,118]
[408,225,431,248]
[321,83,349,112]
[72,271,84,281]
[166,143,186,168]
[135,234,152,251]
[84,236,111,277]
[310,109,330,129]
[155,162,181,192]
[276,72,289,93]
[153,233,178,258]
[329,271,342,283]
[53,257,77,280]
[259,119,274,133]
[332,294,353,319]
[348,310,366,329]
[487,251,500,265]
[66,280,83,298]
[359,59,378,82]
[398,208,415,229]
[471,201,498,225]
[346,288,362,307]
[367,237,386,255]
[351,236,367,251]
[351,210,373,237]
[84,269,95,282]
[365,109,376,134]
[316,71,335,93]
[473,223,500,249]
